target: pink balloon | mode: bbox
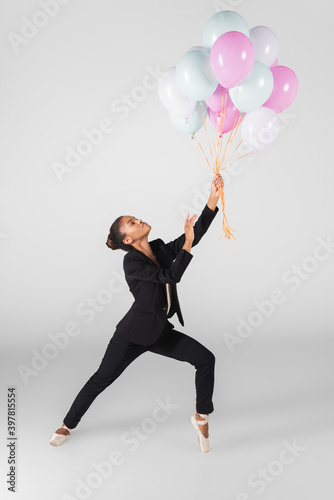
[263,65,298,113]
[205,84,225,113]
[210,31,255,88]
[270,58,279,68]
[208,98,242,134]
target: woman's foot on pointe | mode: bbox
[190,413,210,452]
[49,422,71,447]
[196,413,209,438]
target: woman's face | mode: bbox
[121,215,151,245]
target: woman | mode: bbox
[49,173,224,453]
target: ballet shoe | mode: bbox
[49,423,71,447]
[190,413,210,453]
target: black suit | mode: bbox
[63,203,218,429]
[116,203,219,345]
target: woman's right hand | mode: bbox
[184,212,198,244]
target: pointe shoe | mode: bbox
[49,423,71,447]
[190,414,210,453]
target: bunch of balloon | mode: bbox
[158,10,298,240]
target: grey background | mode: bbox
[1,0,333,498]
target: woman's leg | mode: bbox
[147,327,215,415]
[63,332,147,429]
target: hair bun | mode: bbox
[106,236,117,250]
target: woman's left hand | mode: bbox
[210,173,224,199]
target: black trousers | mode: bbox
[63,318,215,429]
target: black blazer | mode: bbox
[115,203,219,345]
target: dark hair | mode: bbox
[106,216,133,252]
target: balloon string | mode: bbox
[213,90,223,173]
[216,89,228,172]
[215,88,235,240]
[219,112,239,168]
[192,132,212,172]
[191,88,239,240]
[218,185,236,240]
[219,112,243,170]
[200,103,214,162]
[227,151,256,167]
[213,97,221,171]
[206,88,236,239]
[213,88,236,239]
[187,118,211,171]
[214,89,224,163]
[212,137,217,155]
[230,113,243,145]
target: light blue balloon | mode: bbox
[228,61,274,113]
[169,102,207,134]
[175,49,218,101]
[203,10,249,50]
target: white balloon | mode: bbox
[169,102,207,135]
[203,10,249,50]
[241,106,280,151]
[249,26,279,67]
[186,45,208,53]
[228,61,274,113]
[175,49,218,101]
[158,67,197,119]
